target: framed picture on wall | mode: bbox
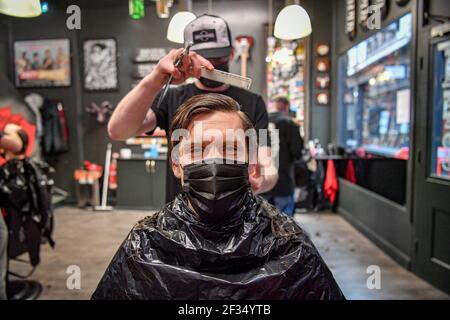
[13,38,71,88]
[316,57,330,72]
[316,92,330,105]
[316,74,330,89]
[83,38,118,91]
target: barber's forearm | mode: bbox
[259,168,278,194]
[108,72,165,140]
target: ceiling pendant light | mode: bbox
[167,12,196,43]
[0,0,42,18]
[274,2,312,40]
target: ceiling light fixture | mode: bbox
[0,0,42,18]
[274,1,312,40]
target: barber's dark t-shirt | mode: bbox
[148,83,269,203]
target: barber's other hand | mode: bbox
[153,48,214,86]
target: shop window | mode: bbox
[338,13,412,160]
[430,39,450,180]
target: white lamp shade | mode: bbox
[0,0,42,18]
[167,11,196,44]
[274,4,312,40]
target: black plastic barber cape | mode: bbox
[92,191,344,300]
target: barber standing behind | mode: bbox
[263,96,303,216]
[108,14,277,203]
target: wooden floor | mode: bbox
[9,206,449,300]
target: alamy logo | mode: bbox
[367,4,382,30]
[66,5,81,30]
[66,265,81,290]
[366,265,381,290]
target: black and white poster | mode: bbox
[83,38,118,91]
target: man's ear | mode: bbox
[248,163,258,177]
[172,161,182,180]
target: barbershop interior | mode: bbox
[0,0,449,301]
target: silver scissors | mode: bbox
[155,42,193,108]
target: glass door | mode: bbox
[412,29,450,295]
[430,39,450,180]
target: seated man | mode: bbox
[92,93,344,300]
[0,123,27,300]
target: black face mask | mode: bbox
[182,159,250,225]
[198,62,229,88]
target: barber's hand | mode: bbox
[249,146,279,194]
[153,48,214,86]
[249,163,264,194]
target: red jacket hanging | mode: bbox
[345,159,357,184]
[324,159,338,205]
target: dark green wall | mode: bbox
[306,0,334,147]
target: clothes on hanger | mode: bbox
[40,99,69,156]
[24,93,44,138]
[0,158,55,266]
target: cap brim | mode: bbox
[193,46,232,59]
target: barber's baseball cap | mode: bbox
[184,14,232,59]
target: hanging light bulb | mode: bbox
[167,0,195,43]
[167,11,196,43]
[274,4,312,40]
[129,0,145,20]
[0,0,41,18]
